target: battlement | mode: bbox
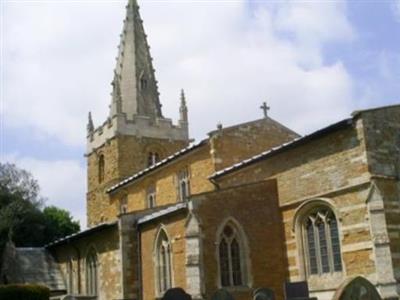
[87,113,188,154]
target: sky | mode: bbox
[1,0,400,229]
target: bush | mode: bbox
[0,284,50,300]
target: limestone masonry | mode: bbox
[1,1,399,300]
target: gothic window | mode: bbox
[86,249,98,296]
[155,229,172,295]
[303,208,342,276]
[147,185,156,208]
[148,152,160,167]
[98,155,105,183]
[217,221,247,287]
[177,169,190,202]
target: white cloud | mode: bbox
[393,0,400,21]
[3,154,87,229]
[3,0,357,146]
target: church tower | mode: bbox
[86,0,189,227]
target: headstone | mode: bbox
[162,287,192,300]
[211,289,235,300]
[284,281,316,300]
[335,277,382,300]
[253,288,275,300]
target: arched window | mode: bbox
[302,208,342,276]
[217,221,247,287]
[147,185,156,208]
[148,152,160,167]
[177,169,190,202]
[98,155,105,183]
[155,229,172,295]
[86,249,98,296]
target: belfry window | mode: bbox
[148,152,160,167]
[147,185,156,208]
[177,169,190,202]
[303,208,342,276]
[86,249,98,296]
[218,221,247,287]
[155,229,172,295]
[98,155,105,183]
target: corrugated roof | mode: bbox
[106,140,207,194]
[209,118,353,179]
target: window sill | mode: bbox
[219,286,252,292]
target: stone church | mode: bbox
[1,1,400,300]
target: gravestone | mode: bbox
[284,281,316,300]
[162,287,192,300]
[211,289,235,300]
[333,277,382,300]
[253,288,275,300]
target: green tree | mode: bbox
[42,206,80,245]
[0,163,80,251]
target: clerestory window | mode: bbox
[177,169,190,202]
[147,185,156,209]
[303,208,342,276]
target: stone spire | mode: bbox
[109,0,162,120]
[179,89,188,125]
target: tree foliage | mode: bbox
[0,163,80,250]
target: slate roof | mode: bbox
[107,140,207,193]
[45,221,117,248]
[10,248,66,291]
[209,118,353,180]
[137,202,187,225]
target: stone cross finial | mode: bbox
[260,102,270,118]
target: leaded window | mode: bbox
[86,249,98,296]
[156,229,172,295]
[218,223,245,287]
[303,209,342,276]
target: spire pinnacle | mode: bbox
[87,112,94,134]
[179,89,188,125]
[109,0,162,120]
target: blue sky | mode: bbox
[1,0,399,228]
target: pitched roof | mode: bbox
[2,247,66,291]
[137,202,187,225]
[45,221,117,248]
[106,140,207,194]
[209,118,353,180]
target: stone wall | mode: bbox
[209,118,299,171]
[49,225,121,300]
[140,212,188,300]
[214,119,383,299]
[191,180,286,300]
[87,135,187,227]
[109,145,215,214]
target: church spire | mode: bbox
[109,0,162,120]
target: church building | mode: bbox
[1,1,399,300]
